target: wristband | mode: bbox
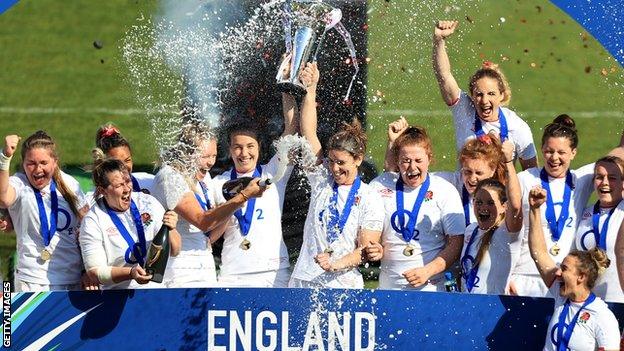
[0,152,12,171]
[240,191,249,201]
[96,266,113,285]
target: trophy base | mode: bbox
[276,81,307,97]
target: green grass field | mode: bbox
[0,0,622,282]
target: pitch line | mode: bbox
[0,107,622,119]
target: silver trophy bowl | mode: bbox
[276,0,341,97]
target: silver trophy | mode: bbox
[276,0,349,97]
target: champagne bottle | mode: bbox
[144,222,171,283]
[221,177,271,200]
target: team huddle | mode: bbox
[1,20,624,350]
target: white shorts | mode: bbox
[509,273,552,298]
[217,268,290,288]
[378,269,444,291]
[15,279,81,292]
[162,253,218,288]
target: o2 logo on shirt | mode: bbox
[390,210,420,241]
[57,208,71,232]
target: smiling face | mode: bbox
[99,170,132,212]
[461,157,496,194]
[473,187,506,229]
[106,146,133,173]
[593,161,624,208]
[396,143,431,188]
[229,131,259,174]
[555,255,585,299]
[327,149,362,186]
[542,136,577,179]
[197,139,217,179]
[470,77,505,122]
[23,148,58,190]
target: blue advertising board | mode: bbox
[5,287,624,350]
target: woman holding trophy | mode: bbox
[289,62,384,289]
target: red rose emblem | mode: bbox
[141,213,151,224]
[424,191,434,201]
[580,311,590,322]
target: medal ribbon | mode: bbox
[230,166,261,237]
[33,179,58,247]
[131,174,141,192]
[556,293,596,351]
[540,168,574,242]
[592,202,616,250]
[195,181,212,237]
[474,108,509,141]
[326,176,361,244]
[461,226,481,292]
[462,185,471,226]
[105,199,146,266]
[195,181,212,211]
[395,175,430,243]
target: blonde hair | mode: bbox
[468,61,512,106]
[568,248,610,289]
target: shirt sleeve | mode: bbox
[264,153,294,187]
[512,117,538,161]
[79,211,109,271]
[595,308,621,350]
[359,187,384,232]
[152,166,192,210]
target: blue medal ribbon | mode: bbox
[131,174,141,192]
[105,199,147,266]
[460,226,481,292]
[230,166,261,237]
[195,181,212,237]
[540,168,574,242]
[326,176,361,244]
[591,202,616,251]
[33,180,58,247]
[462,185,471,226]
[394,175,430,243]
[474,108,508,141]
[555,293,596,351]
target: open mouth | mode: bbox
[198,167,209,175]
[479,105,493,117]
[404,171,421,182]
[477,210,491,222]
[598,187,611,194]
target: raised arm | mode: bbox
[299,62,322,162]
[527,187,558,287]
[502,140,523,232]
[383,117,408,172]
[282,93,298,137]
[432,20,461,106]
[0,135,19,209]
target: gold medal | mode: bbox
[324,247,334,255]
[40,248,52,261]
[549,243,560,256]
[403,245,414,257]
[240,238,251,250]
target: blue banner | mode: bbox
[6,287,624,350]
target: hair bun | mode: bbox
[589,248,610,275]
[482,61,498,70]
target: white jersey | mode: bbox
[152,165,217,287]
[544,284,620,351]
[131,171,155,195]
[460,223,521,295]
[8,172,87,286]
[370,172,465,290]
[290,167,383,288]
[575,199,624,303]
[80,192,165,289]
[434,170,475,225]
[514,165,595,279]
[213,154,292,276]
[451,91,537,164]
